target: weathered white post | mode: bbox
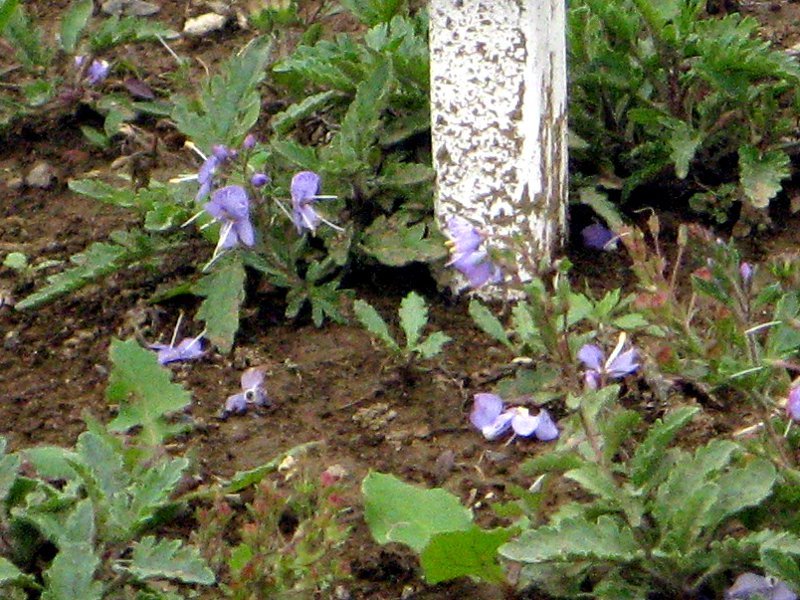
[429,0,568,294]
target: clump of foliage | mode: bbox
[569,0,800,225]
[193,462,350,597]
[353,291,451,364]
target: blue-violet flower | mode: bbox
[726,572,796,600]
[470,393,558,442]
[581,223,618,251]
[204,185,255,249]
[578,334,639,390]
[290,171,340,234]
[223,368,270,416]
[444,216,502,289]
[149,335,204,365]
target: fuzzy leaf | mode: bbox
[702,458,776,530]
[565,464,643,526]
[500,516,640,563]
[0,0,20,33]
[270,90,340,135]
[0,438,20,502]
[15,241,130,310]
[413,331,451,359]
[739,145,790,209]
[194,255,246,354]
[468,299,513,349]
[361,213,446,266]
[41,542,103,600]
[629,406,699,488]
[420,526,512,584]
[172,37,272,152]
[0,556,36,588]
[123,536,215,584]
[353,299,400,352]
[379,162,435,187]
[129,457,189,528]
[106,339,192,446]
[59,0,93,53]
[339,0,404,26]
[399,291,427,349]
[363,471,473,553]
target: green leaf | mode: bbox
[629,406,699,488]
[222,442,319,494]
[0,0,20,33]
[339,0,404,26]
[122,537,214,585]
[270,90,341,135]
[89,15,178,52]
[702,458,776,530]
[68,179,137,208]
[360,213,447,266]
[15,241,131,310]
[500,516,641,563]
[41,543,103,600]
[599,408,642,464]
[468,299,513,349]
[378,162,435,187]
[420,526,512,584]
[0,556,37,588]
[172,37,272,152]
[399,291,427,349]
[269,139,321,171]
[80,125,110,148]
[564,464,643,526]
[59,0,93,53]
[739,145,790,209]
[413,331,451,359]
[3,251,27,270]
[106,339,192,447]
[363,471,473,553]
[665,120,702,179]
[194,255,246,354]
[353,299,400,353]
[129,457,189,528]
[0,439,21,502]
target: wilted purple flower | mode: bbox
[740,262,753,284]
[469,393,558,442]
[251,173,269,187]
[194,145,233,200]
[204,185,255,249]
[444,216,502,289]
[578,334,639,389]
[222,368,270,417]
[149,335,204,365]
[290,171,340,234]
[787,386,800,422]
[726,572,797,600]
[581,223,618,251]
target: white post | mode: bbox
[429,0,568,294]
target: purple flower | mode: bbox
[251,173,269,187]
[290,171,337,234]
[581,223,618,251]
[223,368,270,417]
[149,335,204,365]
[204,185,255,249]
[788,386,800,422]
[726,573,796,600]
[75,56,109,86]
[469,393,558,442]
[195,145,232,200]
[444,216,502,289]
[740,262,753,284]
[578,335,639,389]
[242,134,257,150]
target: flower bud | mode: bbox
[251,173,269,187]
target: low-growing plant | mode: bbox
[569,0,800,226]
[353,291,451,363]
[193,462,351,598]
[0,338,214,598]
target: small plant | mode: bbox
[353,291,451,363]
[194,462,351,597]
[0,339,214,597]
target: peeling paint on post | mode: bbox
[430,0,567,296]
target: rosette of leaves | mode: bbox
[568,0,800,224]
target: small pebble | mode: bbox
[183,13,228,36]
[25,162,56,189]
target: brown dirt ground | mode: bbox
[3,2,800,599]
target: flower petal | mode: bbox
[788,386,800,422]
[234,219,255,247]
[578,344,604,370]
[210,185,249,220]
[240,368,265,390]
[470,393,504,430]
[291,171,321,203]
[608,348,639,378]
[224,393,248,415]
[534,409,559,441]
[510,408,539,437]
[481,412,514,440]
